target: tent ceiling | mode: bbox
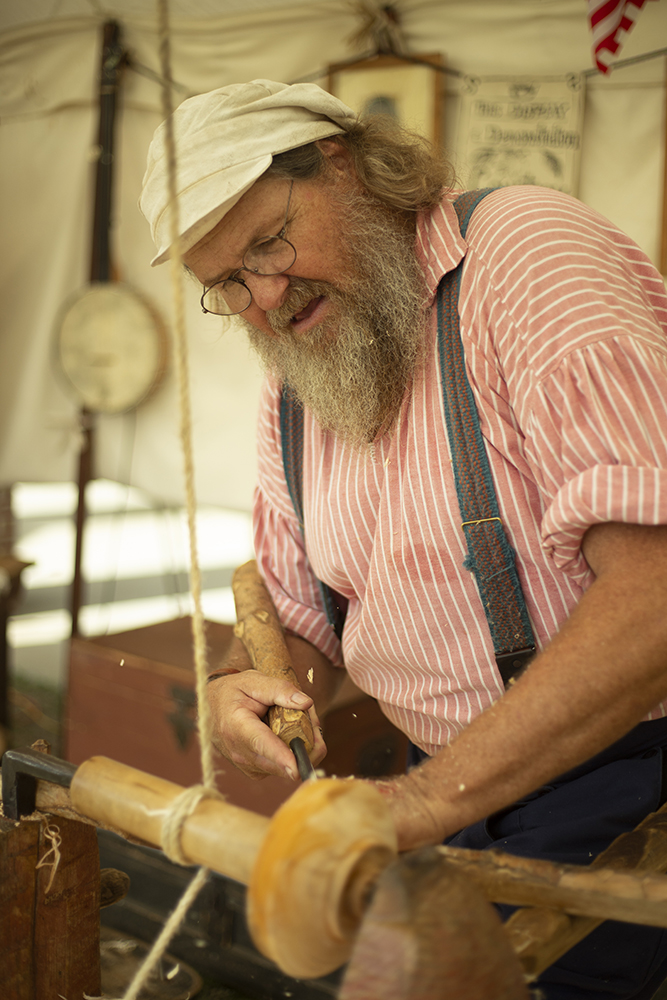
[0,0,576,35]
[2,0,322,32]
[2,0,666,509]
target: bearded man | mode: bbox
[141,80,667,999]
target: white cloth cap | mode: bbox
[141,79,357,265]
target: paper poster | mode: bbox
[457,74,585,195]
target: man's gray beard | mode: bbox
[240,191,427,445]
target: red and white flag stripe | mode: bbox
[588,0,655,74]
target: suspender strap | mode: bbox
[280,387,348,640]
[439,189,535,686]
[280,386,305,531]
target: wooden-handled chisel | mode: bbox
[231,560,316,780]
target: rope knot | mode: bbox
[160,784,225,866]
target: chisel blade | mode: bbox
[290,736,317,782]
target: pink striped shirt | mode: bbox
[254,186,667,755]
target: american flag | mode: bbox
[588,0,656,73]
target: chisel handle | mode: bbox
[232,560,315,755]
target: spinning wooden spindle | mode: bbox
[67,755,397,978]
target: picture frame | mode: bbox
[457,74,585,197]
[327,53,444,147]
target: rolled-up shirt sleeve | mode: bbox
[525,336,667,586]
[253,376,343,666]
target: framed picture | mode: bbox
[457,74,585,196]
[327,53,444,147]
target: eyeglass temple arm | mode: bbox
[278,180,294,239]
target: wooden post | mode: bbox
[70,409,93,638]
[34,815,101,1000]
[0,487,30,754]
[1,817,39,1000]
[0,814,101,1000]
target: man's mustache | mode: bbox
[267,278,338,332]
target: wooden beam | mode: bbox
[502,802,667,979]
[0,817,39,1000]
[441,843,667,927]
[33,815,101,1000]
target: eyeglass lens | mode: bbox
[201,236,297,315]
[202,279,251,316]
[244,235,296,275]
[201,182,297,316]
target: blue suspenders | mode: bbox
[280,386,349,640]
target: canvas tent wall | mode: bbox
[1,0,666,512]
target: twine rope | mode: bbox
[119,866,209,1000]
[157,0,217,795]
[118,2,220,995]
[160,784,225,866]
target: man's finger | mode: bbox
[308,706,328,767]
[232,669,314,712]
[222,706,299,780]
[228,734,299,781]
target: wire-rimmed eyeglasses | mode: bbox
[200,181,296,316]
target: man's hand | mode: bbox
[206,631,341,781]
[207,668,327,781]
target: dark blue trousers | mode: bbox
[407,718,667,999]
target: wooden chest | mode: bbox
[65,617,407,817]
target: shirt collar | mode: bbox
[415,194,468,304]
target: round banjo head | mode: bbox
[56,283,168,414]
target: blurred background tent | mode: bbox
[2,8,667,992]
[0,0,666,698]
[2,0,666,510]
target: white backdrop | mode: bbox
[1,0,666,511]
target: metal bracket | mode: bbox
[1,747,77,820]
[495,646,536,688]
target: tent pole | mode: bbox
[70,21,125,637]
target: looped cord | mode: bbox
[118,866,210,1000]
[160,784,226,866]
[35,820,62,894]
[118,2,222,997]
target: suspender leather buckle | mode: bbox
[461,516,502,529]
[495,645,536,688]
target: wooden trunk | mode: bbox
[65,617,407,816]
